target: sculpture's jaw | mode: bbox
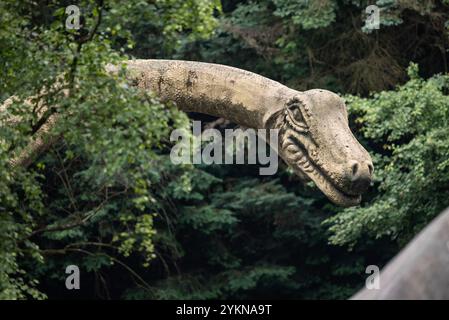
[281,138,362,207]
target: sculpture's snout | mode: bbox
[347,160,373,194]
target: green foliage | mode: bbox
[1,0,449,301]
[273,0,336,29]
[117,169,373,300]
[326,64,449,247]
[0,0,193,299]
[186,0,448,94]
[102,0,221,56]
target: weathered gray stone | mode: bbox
[353,207,449,300]
[4,60,374,207]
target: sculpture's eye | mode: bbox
[285,106,308,132]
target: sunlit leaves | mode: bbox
[326,65,449,247]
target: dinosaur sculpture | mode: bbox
[4,60,373,207]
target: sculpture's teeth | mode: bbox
[282,139,291,150]
[282,142,351,202]
[298,157,308,165]
[302,160,314,174]
[293,155,303,162]
[286,145,298,153]
[304,166,314,173]
[303,161,311,169]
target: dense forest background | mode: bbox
[0,0,448,299]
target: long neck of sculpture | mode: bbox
[116,60,298,129]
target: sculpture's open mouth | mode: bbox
[282,138,361,207]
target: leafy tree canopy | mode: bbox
[0,0,448,299]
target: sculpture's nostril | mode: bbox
[367,161,374,176]
[351,161,359,179]
[347,160,372,193]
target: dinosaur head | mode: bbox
[266,89,373,207]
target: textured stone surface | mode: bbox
[5,59,374,207]
[117,60,373,206]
